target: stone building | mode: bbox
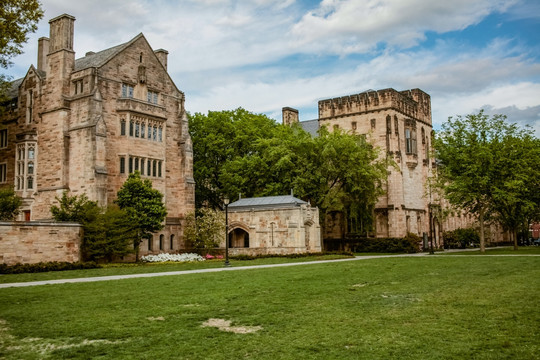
[226,195,322,255]
[283,88,509,246]
[284,88,438,240]
[0,14,195,255]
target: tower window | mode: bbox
[0,129,7,148]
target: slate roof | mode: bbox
[228,195,307,211]
[74,41,131,71]
[299,119,319,137]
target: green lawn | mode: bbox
[439,246,540,255]
[0,253,352,284]
[0,256,538,359]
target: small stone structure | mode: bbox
[0,222,82,265]
[226,195,322,255]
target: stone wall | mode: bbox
[0,222,82,265]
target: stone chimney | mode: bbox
[282,107,299,126]
[48,14,75,53]
[37,37,49,72]
[154,49,168,70]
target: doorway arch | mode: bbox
[229,228,249,248]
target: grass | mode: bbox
[0,255,538,359]
[439,246,540,255]
[0,253,352,284]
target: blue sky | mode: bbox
[7,0,540,133]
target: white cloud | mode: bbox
[4,0,539,135]
[290,0,519,54]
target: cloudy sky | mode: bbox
[7,0,540,132]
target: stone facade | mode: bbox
[0,14,195,257]
[0,222,82,265]
[226,195,322,255]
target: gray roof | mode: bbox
[5,37,136,100]
[228,195,307,211]
[74,39,132,71]
[299,119,319,137]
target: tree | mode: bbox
[190,108,387,234]
[51,192,135,262]
[0,0,43,102]
[435,110,539,252]
[183,208,225,254]
[116,171,167,260]
[50,191,100,224]
[490,132,540,249]
[0,186,22,220]
[82,206,137,262]
[189,108,280,209]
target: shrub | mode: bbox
[443,228,480,249]
[338,234,421,253]
[0,261,101,274]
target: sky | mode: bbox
[6,0,540,133]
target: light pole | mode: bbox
[224,196,231,267]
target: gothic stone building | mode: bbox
[0,14,195,255]
[284,89,438,240]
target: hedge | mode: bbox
[0,261,101,274]
[327,233,421,253]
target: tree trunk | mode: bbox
[479,207,486,253]
[513,229,519,251]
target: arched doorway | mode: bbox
[229,228,249,248]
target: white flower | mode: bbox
[140,253,205,263]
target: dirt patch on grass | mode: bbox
[147,316,165,321]
[0,318,128,356]
[201,318,262,334]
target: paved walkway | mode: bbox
[1,249,537,289]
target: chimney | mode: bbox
[154,49,168,70]
[37,37,49,72]
[282,107,299,126]
[48,14,76,53]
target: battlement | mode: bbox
[318,88,431,125]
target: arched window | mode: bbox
[120,120,126,136]
[159,234,164,250]
[170,235,175,250]
[129,120,134,136]
[148,236,153,251]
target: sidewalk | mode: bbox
[0,253,427,289]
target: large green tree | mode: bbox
[116,171,167,260]
[435,110,539,252]
[189,108,280,209]
[490,130,540,249]
[190,108,388,234]
[0,0,43,102]
[0,186,22,220]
